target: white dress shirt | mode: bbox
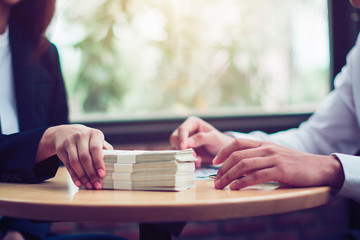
[0,25,19,134]
[229,33,360,202]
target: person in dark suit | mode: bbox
[0,0,115,239]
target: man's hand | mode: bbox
[36,124,113,190]
[170,116,233,166]
[213,138,345,190]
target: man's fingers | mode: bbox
[171,116,209,150]
[177,124,192,150]
[215,155,275,189]
[215,148,272,179]
[229,168,277,190]
[213,138,262,165]
[169,129,181,149]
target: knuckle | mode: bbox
[74,132,83,141]
[217,168,224,176]
[252,171,264,182]
[263,145,276,155]
[239,159,250,169]
[79,153,91,163]
[229,152,241,163]
[90,144,101,153]
[234,139,244,148]
[63,138,72,147]
[234,138,241,146]
[196,133,205,142]
[92,128,103,136]
[269,155,281,166]
[69,158,81,168]
[233,164,244,176]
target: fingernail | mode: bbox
[75,180,82,187]
[212,156,218,164]
[94,181,102,190]
[214,179,222,189]
[195,160,201,168]
[98,168,106,178]
[230,182,239,190]
[85,182,93,190]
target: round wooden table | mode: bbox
[0,167,333,223]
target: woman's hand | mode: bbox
[170,116,233,166]
[213,138,345,190]
[36,124,113,190]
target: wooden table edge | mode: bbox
[0,186,333,222]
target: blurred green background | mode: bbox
[50,0,329,121]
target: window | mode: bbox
[50,0,330,124]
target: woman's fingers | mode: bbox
[49,125,111,190]
[89,129,107,183]
[57,148,82,187]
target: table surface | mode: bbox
[0,167,333,223]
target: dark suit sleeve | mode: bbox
[0,127,59,183]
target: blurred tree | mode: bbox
[58,0,328,116]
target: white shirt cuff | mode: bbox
[332,153,360,202]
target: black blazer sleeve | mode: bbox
[0,22,69,184]
[0,128,59,183]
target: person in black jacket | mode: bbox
[0,0,112,196]
[0,0,113,239]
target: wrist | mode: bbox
[35,126,57,163]
[327,155,345,189]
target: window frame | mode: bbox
[75,0,360,145]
